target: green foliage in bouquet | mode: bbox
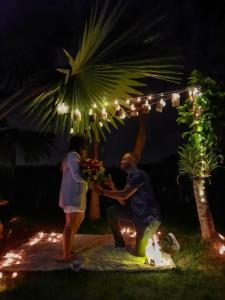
[80,159,109,184]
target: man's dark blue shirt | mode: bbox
[126,167,161,224]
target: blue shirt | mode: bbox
[127,167,161,224]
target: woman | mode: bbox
[59,135,88,261]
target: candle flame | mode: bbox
[219,245,225,255]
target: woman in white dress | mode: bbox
[59,135,88,261]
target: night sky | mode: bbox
[0,0,225,166]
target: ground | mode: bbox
[0,214,225,300]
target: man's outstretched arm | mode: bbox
[95,184,137,202]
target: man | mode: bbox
[95,152,161,257]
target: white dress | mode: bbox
[59,151,88,212]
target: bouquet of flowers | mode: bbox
[80,159,109,184]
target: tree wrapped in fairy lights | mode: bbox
[177,70,225,242]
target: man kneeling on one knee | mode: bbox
[95,152,161,257]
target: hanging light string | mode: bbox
[126,88,187,103]
[56,88,189,134]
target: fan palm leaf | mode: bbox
[24,2,182,141]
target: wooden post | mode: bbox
[88,140,101,221]
[133,116,147,162]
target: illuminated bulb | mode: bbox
[29,238,40,246]
[120,112,126,119]
[116,104,121,111]
[114,100,119,105]
[218,233,225,240]
[126,99,130,104]
[171,93,180,107]
[0,272,3,279]
[147,95,152,100]
[156,102,163,112]
[159,99,166,107]
[56,103,69,114]
[193,87,202,97]
[75,109,81,121]
[12,272,17,278]
[137,97,141,103]
[93,103,97,108]
[130,104,136,111]
[102,108,108,120]
[52,239,57,243]
[38,232,44,238]
[16,261,21,265]
[219,245,225,255]
[50,232,56,237]
[89,109,93,115]
[70,128,74,134]
[104,101,108,106]
[99,122,103,127]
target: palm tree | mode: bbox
[177,71,224,242]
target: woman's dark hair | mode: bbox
[69,135,87,154]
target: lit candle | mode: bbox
[12,272,17,278]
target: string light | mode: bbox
[171,93,180,107]
[58,88,188,129]
[56,103,69,114]
[120,112,126,119]
[75,109,81,121]
[12,273,17,279]
[101,108,108,120]
[159,99,166,107]
[137,97,141,103]
[130,104,136,111]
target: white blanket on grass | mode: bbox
[0,233,176,272]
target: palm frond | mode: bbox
[24,2,182,141]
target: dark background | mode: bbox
[0,0,225,230]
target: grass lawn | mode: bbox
[1,216,225,300]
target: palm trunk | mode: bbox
[88,140,101,221]
[133,116,147,162]
[193,177,216,241]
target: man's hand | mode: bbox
[103,176,116,190]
